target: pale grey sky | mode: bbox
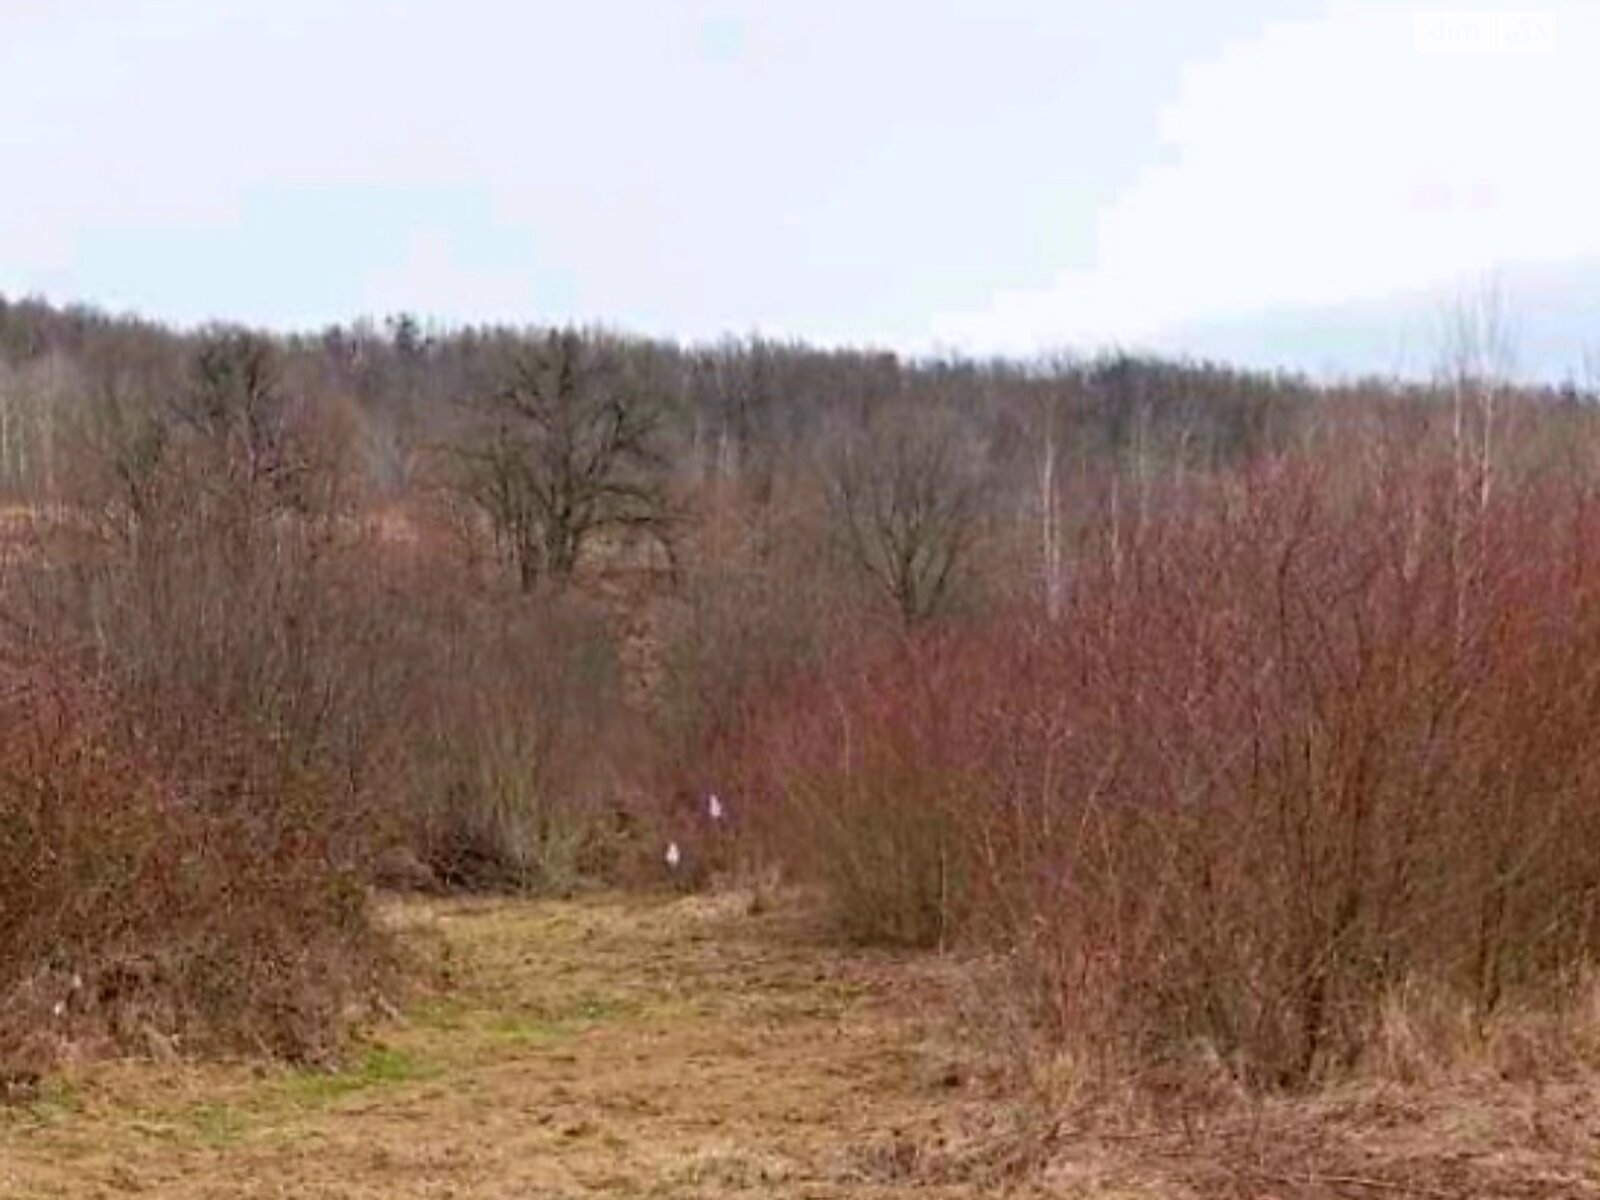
[5,1,1597,369]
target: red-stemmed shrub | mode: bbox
[0,645,388,1077]
[725,442,1600,1088]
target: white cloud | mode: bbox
[930,1,1600,354]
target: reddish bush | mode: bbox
[726,445,1600,1087]
[0,646,388,1077]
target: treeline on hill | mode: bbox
[1,292,1598,1098]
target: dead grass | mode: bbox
[0,893,1591,1199]
[0,893,1030,1199]
[1091,1077,1600,1199]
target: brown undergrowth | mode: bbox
[0,644,391,1083]
[723,443,1600,1095]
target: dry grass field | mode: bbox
[1,892,1595,1200]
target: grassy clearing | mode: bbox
[0,894,1027,1199]
[1,894,1594,1199]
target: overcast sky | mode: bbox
[4,1,1598,369]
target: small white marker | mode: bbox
[706,793,724,822]
[665,841,682,870]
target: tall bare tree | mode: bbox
[828,405,988,625]
[177,330,296,489]
[453,330,674,590]
[1437,279,1517,648]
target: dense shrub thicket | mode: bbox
[4,292,1599,1092]
[0,646,386,1075]
[726,440,1600,1088]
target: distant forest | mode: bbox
[10,292,1577,508]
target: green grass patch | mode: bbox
[282,1045,434,1107]
[186,1102,250,1147]
[10,1078,84,1128]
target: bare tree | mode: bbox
[63,330,320,538]
[72,373,170,532]
[1440,279,1516,514]
[1035,356,1077,621]
[1436,279,1517,647]
[452,330,674,590]
[176,329,298,491]
[828,405,988,625]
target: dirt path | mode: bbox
[0,894,1132,1200]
